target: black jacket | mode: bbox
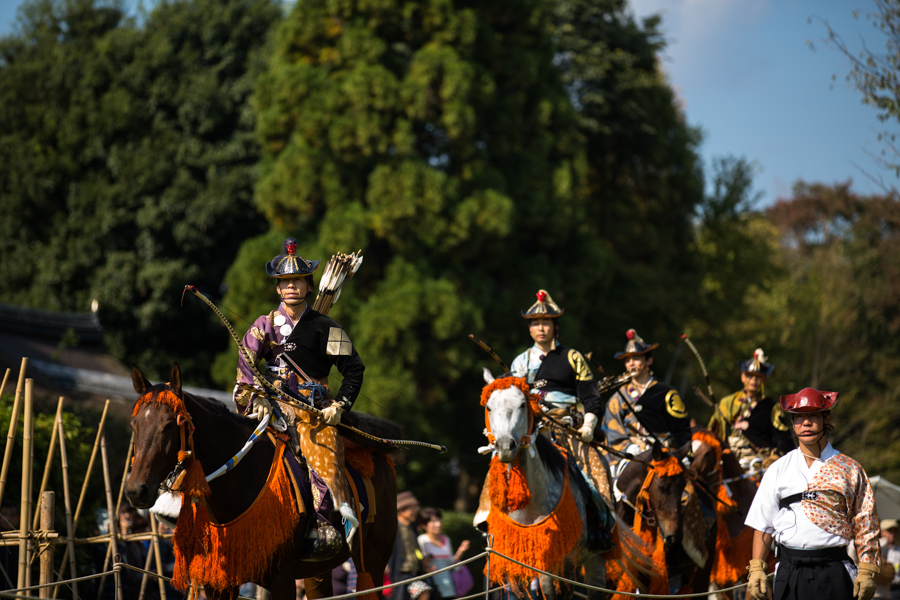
[284,309,365,408]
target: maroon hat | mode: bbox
[779,388,838,414]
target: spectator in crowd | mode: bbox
[388,491,422,600]
[876,519,900,600]
[417,508,471,599]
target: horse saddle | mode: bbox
[281,451,374,561]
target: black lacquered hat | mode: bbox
[614,329,658,359]
[265,238,321,278]
[521,289,565,319]
[739,348,774,376]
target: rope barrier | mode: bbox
[0,548,773,599]
[485,548,770,598]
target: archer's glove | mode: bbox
[321,404,344,426]
[747,559,771,600]
[854,562,879,600]
[250,395,273,422]
[578,413,598,443]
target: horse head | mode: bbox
[481,369,541,463]
[125,364,186,508]
[618,441,691,547]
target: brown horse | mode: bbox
[125,364,398,600]
[614,442,716,595]
[691,431,757,597]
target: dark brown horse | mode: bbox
[125,364,398,600]
[615,442,716,595]
[691,431,757,597]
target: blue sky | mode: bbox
[1,0,893,205]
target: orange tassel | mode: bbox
[355,571,377,600]
[485,466,582,594]
[488,456,531,513]
[343,439,376,479]
[172,443,301,593]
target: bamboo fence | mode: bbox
[0,358,174,600]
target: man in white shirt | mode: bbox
[744,387,881,600]
[875,519,900,599]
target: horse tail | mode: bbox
[604,514,659,597]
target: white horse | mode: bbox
[475,369,609,600]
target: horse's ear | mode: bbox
[483,368,495,384]
[651,440,664,461]
[673,441,693,460]
[132,366,151,394]
[169,363,183,395]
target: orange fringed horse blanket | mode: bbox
[173,442,302,591]
[485,454,583,593]
[690,431,752,587]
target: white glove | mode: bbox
[578,413,598,443]
[250,395,272,422]
[321,404,344,426]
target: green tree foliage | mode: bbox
[0,0,280,383]
[213,0,707,507]
[549,0,705,342]
[760,183,900,478]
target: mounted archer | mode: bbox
[474,290,615,552]
[707,348,794,469]
[602,329,693,473]
[233,238,364,559]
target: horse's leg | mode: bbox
[304,573,333,599]
[538,574,558,600]
[583,553,607,600]
[204,587,240,600]
[266,567,302,600]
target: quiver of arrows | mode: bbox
[312,250,363,316]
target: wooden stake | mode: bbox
[0,367,10,403]
[17,378,33,590]
[96,435,119,600]
[137,525,154,600]
[53,400,109,597]
[55,412,78,599]
[0,358,28,506]
[39,491,55,599]
[114,432,134,519]
[34,398,64,530]
[149,515,167,600]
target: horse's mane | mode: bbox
[132,384,258,430]
[534,434,567,481]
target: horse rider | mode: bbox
[708,348,795,470]
[233,238,364,559]
[510,289,603,443]
[602,329,692,468]
[473,290,613,550]
[745,387,880,600]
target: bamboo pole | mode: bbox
[149,515,167,600]
[17,378,33,590]
[38,491,54,599]
[113,432,134,519]
[0,358,28,506]
[27,388,34,589]
[0,367,10,403]
[55,415,78,600]
[96,435,119,600]
[137,526,155,600]
[54,398,110,593]
[33,398,64,530]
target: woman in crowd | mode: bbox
[417,508,471,599]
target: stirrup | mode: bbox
[302,520,343,562]
[340,503,360,547]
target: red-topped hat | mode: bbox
[779,387,838,413]
[521,289,565,319]
[614,329,659,359]
[265,238,321,278]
